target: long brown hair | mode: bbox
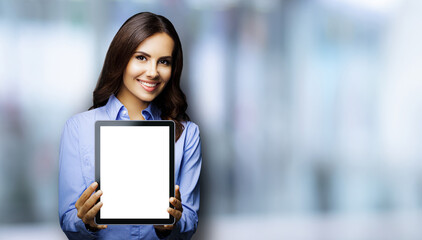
[89,12,189,140]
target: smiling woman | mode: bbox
[117,32,174,119]
[58,12,202,240]
[90,12,188,140]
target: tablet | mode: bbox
[95,120,175,225]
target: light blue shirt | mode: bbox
[59,95,202,239]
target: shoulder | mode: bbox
[178,121,202,160]
[64,107,106,130]
[180,121,201,145]
[183,121,200,135]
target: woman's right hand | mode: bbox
[75,182,108,231]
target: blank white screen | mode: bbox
[100,126,169,219]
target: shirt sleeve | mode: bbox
[165,122,202,239]
[58,117,97,239]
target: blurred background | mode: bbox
[1,0,422,239]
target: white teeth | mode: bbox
[140,81,157,87]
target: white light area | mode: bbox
[0,25,6,94]
[0,21,18,101]
[320,0,402,13]
[189,36,226,129]
[13,22,95,109]
[100,126,169,219]
[378,0,422,167]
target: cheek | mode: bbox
[125,61,144,78]
[122,70,133,87]
[161,68,172,83]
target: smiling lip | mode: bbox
[137,79,160,92]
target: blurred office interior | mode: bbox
[1,0,422,239]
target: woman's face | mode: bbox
[120,32,174,104]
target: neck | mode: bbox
[116,87,148,120]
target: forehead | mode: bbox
[134,32,174,56]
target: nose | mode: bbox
[146,61,159,79]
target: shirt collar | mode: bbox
[105,94,161,120]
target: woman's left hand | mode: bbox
[154,185,183,231]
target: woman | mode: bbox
[59,12,201,239]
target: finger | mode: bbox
[169,197,183,211]
[175,185,181,201]
[167,207,182,220]
[88,222,108,230]
[154,225,164,230]
[83,201,106,227]
[78,190,102,218]
[76,182,98,208]
[95,224,108,230]
[154,225,173,231]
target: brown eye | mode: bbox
[159,59,171,65]
[136,55,147,61]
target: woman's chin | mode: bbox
[135,93,157,103]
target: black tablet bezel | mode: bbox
[94,120,175,225]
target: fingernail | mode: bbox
[170,197,174,202]
[91,182,98,188]
[167,207,172,212]
[96,190,102,196]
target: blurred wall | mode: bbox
[1,0,422,239]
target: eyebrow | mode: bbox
[134,51,172,59]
